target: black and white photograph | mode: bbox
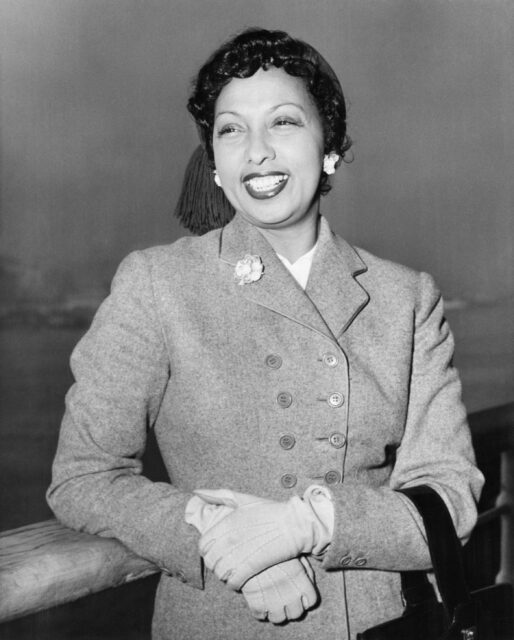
[1,1,513,639]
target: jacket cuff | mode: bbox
[321,481,431,572]
[154,493,205,590]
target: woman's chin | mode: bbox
[237,207,314,231]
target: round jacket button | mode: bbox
[322,353,339,367]
[329,432,346,449]
[279,434,295,450]
[354,557,367,567]
[265,354,282,369]
[281,473,297,489]
[277,392,293,408]
[325,470,341,485]
[339,555,352,566]
[327,392,344,408]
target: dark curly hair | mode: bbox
[187,28,352,174]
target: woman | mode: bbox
[47,28,483,639]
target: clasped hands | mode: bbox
[191,488,331,623]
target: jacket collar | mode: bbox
[306,216,369,338]
[219,214,369,341]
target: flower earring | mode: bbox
[213,170,222,187]
[323,153,340,175]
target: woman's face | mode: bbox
[212,66,325,232]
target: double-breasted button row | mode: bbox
[268,352,340,369]
[339,554,367,567]
[280,432,346,450]
[280,432,345,452]
[278,391,345,409]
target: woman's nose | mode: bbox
[246,129,275,165]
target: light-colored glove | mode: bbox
[186,492,319,622]
[242,556,318,624]
[195,488,331,590]
[185,494,233,533]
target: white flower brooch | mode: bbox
[234,254,264,285]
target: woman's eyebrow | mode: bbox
[214,110,240,121]
[269,102,306,113]
[215,102,307,121]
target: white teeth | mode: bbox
[246,175,287,192]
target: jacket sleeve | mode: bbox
[47,251,203,589]
[322,272,484,572]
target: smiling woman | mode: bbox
[47,27,483,640]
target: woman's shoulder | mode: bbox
[141,227,222,263]
[325,218,432,293]
[356,244,419,275]
[349,243,440,302]
[115,227,222,280]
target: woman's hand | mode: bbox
[187,490,319,622]
[195,488,330,590]
[242,556,318,623]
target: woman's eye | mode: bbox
[217,124,241,137]
[274,117,301,128]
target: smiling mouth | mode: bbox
[243,172,289,200]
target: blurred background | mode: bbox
[1,1,513,637]
[1,0,513,535]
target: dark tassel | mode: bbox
[174,145,235,235]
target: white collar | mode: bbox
[276,242,318,290]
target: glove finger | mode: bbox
[267,605,287,625]
[284,600,304,621]
[206,553,232,581]
[249,608,268,621]
[301,589,319,610]
[242,577,269,620]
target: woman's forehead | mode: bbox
[214,67,315,117]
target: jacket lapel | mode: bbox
[306,217,370,339]
[219,214,369,341]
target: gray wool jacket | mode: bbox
[47,213,483,640]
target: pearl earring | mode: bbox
[213,170,222,187]
[323,153,340,175]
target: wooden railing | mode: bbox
[1,403,513,624]
[0,520,158,624]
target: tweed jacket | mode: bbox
[48,213,483,640]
